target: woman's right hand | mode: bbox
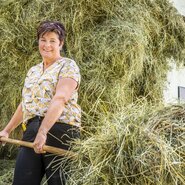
[0,130,9,146]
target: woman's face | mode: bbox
[39,32,63,62]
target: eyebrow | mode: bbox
[40,36,57,40]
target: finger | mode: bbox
[34,146,41,154]
[34,145,46,154]
[33,143,39,153]
[37,146,46,154]
[34,149,46,154]
[34,149,40,154]
[2,143,6,147]
[40,150,46,154]
[0,141,6,146]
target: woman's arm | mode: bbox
[33,77,78,153]
[0,103,23,145]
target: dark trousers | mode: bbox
[12,116,80,185]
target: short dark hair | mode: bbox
[37,20,66,42]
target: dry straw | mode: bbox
[0,0,185,184]
[68,101,185,185]
[0,0,185,128]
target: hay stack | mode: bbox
[0,0,185,128]
[68,102,185,185]
[0,160,14,185]
[0,0,185,184]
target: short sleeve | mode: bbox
[58,59,81,85]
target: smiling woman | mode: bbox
[0,20,81,185]
[37,21,65,69]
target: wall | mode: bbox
[163,1,185,104]
[163,63,185,103]
[171,0,185,16]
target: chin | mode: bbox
[41,53,52,58]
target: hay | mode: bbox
[0,0,185,129]
[0,0,185,184]
[68,102,185,185]
[0,160,14,185]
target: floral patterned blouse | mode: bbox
[22,57,81,127]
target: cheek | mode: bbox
[39,42,43,48]
[53,45,61,52]
[38,47,42,54]
[38,44,45,53]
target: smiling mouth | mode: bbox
[43,50,52,52]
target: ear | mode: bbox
[59,41,64,50]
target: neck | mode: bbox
[43,56,62,69]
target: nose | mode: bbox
[44,41,51,48]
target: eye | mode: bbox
[40,39,46,42]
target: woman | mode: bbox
[0,20,81,185]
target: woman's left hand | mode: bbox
[33,131,47,154]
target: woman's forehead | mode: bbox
[40,31,60,39]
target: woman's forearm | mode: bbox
[4,103,23,134]
[38,97,66,135]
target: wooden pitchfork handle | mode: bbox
[0,137,77,159]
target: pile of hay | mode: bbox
[0,0,185,128]
[0,0,185,184]
[0,160,14,185]
[68,102,185,185]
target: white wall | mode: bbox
[163,1,185,104]
[163,64,185,103]
[171,0,185,16]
